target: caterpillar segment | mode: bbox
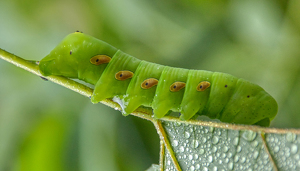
[91,50,141,103]
[38,32,278,126]
[151,67,189,118]
[179,70,213,120]
[202,73,238,120]
[122,61,165,115]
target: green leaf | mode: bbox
[157,119,300,171]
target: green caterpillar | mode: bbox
[39,32,278,126]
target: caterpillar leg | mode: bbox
[91,50,141,103]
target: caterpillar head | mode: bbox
[39,32,117,84]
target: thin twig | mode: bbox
[0,48,93,98]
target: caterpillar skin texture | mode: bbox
[39,32,278,127]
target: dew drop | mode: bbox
[251,140,259,147]
[225,158,229,163]
[213,166,218,171]
[204,129,209,133]
[237,146,242,153]
[212,136,219,144]
[233,137,239,146]
[263,154,269,159]
[191,140,199,148]
[286,133,296,142]
[228,162,234,170]
[189,154,193,160]
[174,122,182,126]
[194,154,199,160]
[185,131,191,138]
[285,151,291,157]
[242,130,257,141]
[189,166,195,171]
[199,148,205,154]
[223,146,229,153]
[240,156,246,163]
[234,155,239,162]
[179,146,185,152]
[253,151,259,159]
[208,155,213,163]
[167,160,171,165]
[273,146,279,153]
[172,140,179,147]
[203,167,208,171]
[202,137,207,143]
[212,146,218,153]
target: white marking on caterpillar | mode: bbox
[112,95,129,115]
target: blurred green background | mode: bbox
[1,0,300,170]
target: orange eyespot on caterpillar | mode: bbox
[141,78,159,89]
[115,71,134,81]
[197,81,211,91]
[170,82,186,92]
[90,55,111,65]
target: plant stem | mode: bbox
[0,48,93,98]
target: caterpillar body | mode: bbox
[39,32,278,126]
